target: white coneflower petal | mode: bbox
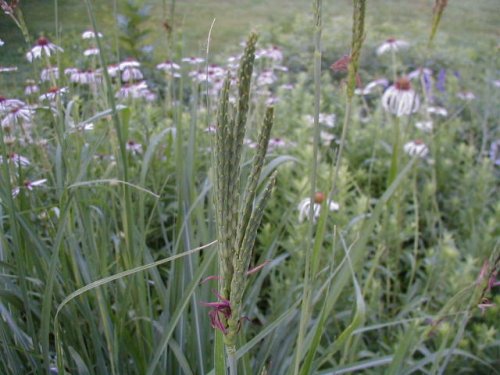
[355,78,389,95]
[0,38,4,46]
[257,70,277,86]
[0,66,17,73]
[121,67,143,82]
[407,68,433,80]
[0,97,26,112]
[1,106,34,128]
[181,56,204,64]
[0,153,31,167]
[376,38,409,56]
[415,121,433,132]
[320,131,335,145]
[427,106,448,117]
[156,60,180,71]
[39,86,68,102]
[381,77,420,117]
[40,67,59,82]
[298,193,340,222]
[268,137,287,151]
[126,140,143,155]
[457,91,475,101]
[404,140,429,158]
[26,37,63,62]
[24,80,40,96]
[81,30,103,39]
[84,48,100,57]
[119,59,141,70]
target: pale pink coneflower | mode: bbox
[227,55,241,69]
[24,80,40,96]
[244,138,258,149]
[0,38,4,46]
[256,46,283,62]
[457,91,475,101]
[40,67,59,82]
[205,125,217,134]
[12,179,47,198]
[3,135,16,146]
[126,140,142,155]
[81,30,103,39]
[0,66,17,73]
[115,81,152,100]
[121,66,143,82]
[320,131,336,145]
[118,59,141,70]
[403,140,429,158]
[355,78,389,95]
[415,121,433,132]
[304,113,336,128]
[266,96,279,106]
[407,68,433,80]
[381,77,420,117]
[268,137,287,151]
[39,86,68,102]
[107,64,120,77]
[376,37,410,56]
[489,140,500,166]
[298,192,340,223]
[0,152,30,167]
[207,64,226,78]
[0,96,26,112]
[181,56,204,64]
[26,37,63,62]
[120,63,143,82]
[427,106,448,117]
[156,60,180,72]
[70,122,94,132]
[257,70,277,86]
[274,65,288,72]
[280,83,294,91]
[83,48,100,57]
[1,106,34,128]
[67,69,101,85]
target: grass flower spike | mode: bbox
[212,32,278,372]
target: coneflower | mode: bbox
[26,36,63,62]
[382,77,420,116]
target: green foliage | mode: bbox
[0,1,498,375]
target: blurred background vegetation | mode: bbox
[1,0,498,72]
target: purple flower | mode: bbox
[437,69,446,92]
[490,140,500,166]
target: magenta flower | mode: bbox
[201,291,231,334]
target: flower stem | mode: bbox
[227,346,237,375]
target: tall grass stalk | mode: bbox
[293,1,322,373]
